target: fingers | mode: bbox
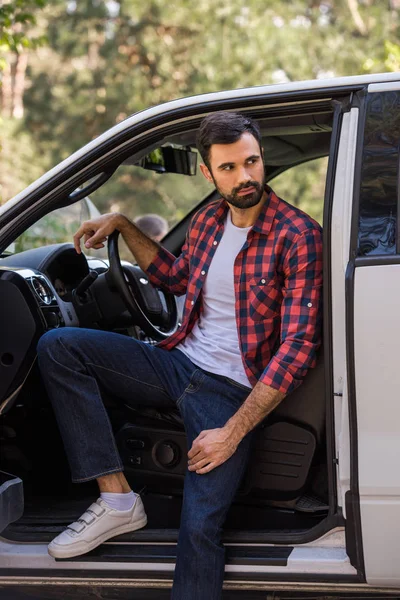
[196,462,217,475]
[187,428,236,475]
[73,223,87,254]
[73,214,116,254]
[187,430,211,459]
[188,457,211,472]
[86,235,107,250]
[84,228,107,250]
[74,224,108,254]
[187,443,204,461]
[188,449,206,465]
[187,447,202,461]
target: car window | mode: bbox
[91,152,212,234]
[9,152,212,257]
[357,90,400,257]
[10,154,327,258]
[269,156,328,226]
[10,198,99,255]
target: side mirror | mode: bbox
[140,146,197,176]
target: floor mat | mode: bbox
[4,482,324,545]
[295,493,329,513]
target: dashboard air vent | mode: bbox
[30,277,54,305]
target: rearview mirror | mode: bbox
[139,146,197,176]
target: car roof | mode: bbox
[2,71,399,216]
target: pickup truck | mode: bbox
[0,71,399,599]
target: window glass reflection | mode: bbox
[357,91,400,257]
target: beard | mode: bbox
[214,177,265,209]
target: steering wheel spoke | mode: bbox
[107,230,178,341]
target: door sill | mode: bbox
[2,513,343,545]
[0,537,357,582]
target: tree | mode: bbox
[1,0,400,210]
[0,1,49,202]
[0,0,47,117]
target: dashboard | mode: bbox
[0,240,173,417]
[0,243,129,414]
[0,243,115,326]
[0,243,89,329]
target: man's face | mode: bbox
[201,132,265,209]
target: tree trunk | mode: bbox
[347,0,368,36]
[0,51,28,119]
[12,52,28,119]
[0,57,13,118]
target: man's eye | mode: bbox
[247,158,258,165]
[223,165,233,171]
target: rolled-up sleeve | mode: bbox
[259,227,323,395]
[145,230,190,296]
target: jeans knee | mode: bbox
[37,327,78,365]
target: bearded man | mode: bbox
[37,111,323,600]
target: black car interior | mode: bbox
[0,105,333,544]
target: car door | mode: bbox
[336,79,400,587]
[0,472,23,535]
[0,267,39,534]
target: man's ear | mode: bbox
[200,163,214,184]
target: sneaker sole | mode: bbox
[48,515,148,560]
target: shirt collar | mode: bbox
[213,186,279,236]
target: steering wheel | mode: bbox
[107,230,179,341]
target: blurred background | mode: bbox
[1,0,399,248]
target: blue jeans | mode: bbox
[37,327,253,600]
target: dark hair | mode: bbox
[196,111,262,169]
[134,214,168,240]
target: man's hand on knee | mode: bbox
[187,428,238,474]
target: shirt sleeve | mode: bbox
[259,227,323,395]
[144,229,190,296]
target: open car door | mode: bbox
[0,472,23,535]
[334,82,400,587]
[0,265,44,533]
[349,82,400,587]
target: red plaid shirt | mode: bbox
[146,188,323,395]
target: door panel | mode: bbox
[353,265,400,585]
[0,471,23,534]
[330,107,359,514]
[350,85,400,586]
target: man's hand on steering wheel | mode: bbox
[73,213,127,254]
[73,212,179,342]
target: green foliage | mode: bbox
[1,0,400,231]
[19,0,400,171]
[0,0,47,54]
[270,158,328,226]
[0,118,44,204]
[12,199,99,254]
[363,39,400,74]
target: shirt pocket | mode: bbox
[249,277,281,321]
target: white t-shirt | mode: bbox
[178,211,252,388]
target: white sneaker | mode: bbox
[48,495,147,559]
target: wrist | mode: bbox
[114,213,130,234]
[223,420,244,446]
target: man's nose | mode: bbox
[237,166,252,184]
